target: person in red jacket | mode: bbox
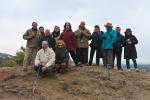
[59,22,79,66]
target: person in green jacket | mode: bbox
[102,22,117,68]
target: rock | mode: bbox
[5,88,18,93]
[97,72,110,80]
[3,85,11,89]
[61,82,70,91]
[19,91,24,95]
[2,74,17,81]
[70,79,79,85]
[0,89,3,93]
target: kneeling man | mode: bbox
[34,41,55,77]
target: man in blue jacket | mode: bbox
[102,22,117,68]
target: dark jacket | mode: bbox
[113,33,125,53]
[44,35,56,50]
[38,34,45,49]
[55,48,69,63]
[89,31,104,49]
[59,31,77,51]
[52,32,60,38]
[124,35,138,59]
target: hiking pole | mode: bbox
[33,66,41,94]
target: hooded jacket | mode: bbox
[102,28,117,49]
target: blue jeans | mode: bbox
[126,59,137,69]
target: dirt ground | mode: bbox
[0,66,150,100]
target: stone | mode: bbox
[97,72,110,80]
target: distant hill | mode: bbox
[0,53,13,59]
[0,53,13,65]
[122,64,150,71]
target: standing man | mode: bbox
[89,25,104,66]
[75,21,91,65]
[23,22,39,71]
[102,22,117,68]
[34,41,55,77]
[113,27,125,70]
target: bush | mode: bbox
[2,59,15,67]
[15,51,25,65]
[15,46,25,65]
[0,46,25,67]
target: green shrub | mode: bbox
[15,51,25,65]
[15,46,25,65]
[2,59,15,67]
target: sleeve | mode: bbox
[52,38,56,51]
[121,35,125,47]
[89,33,94,40]
[23,30,32,40]
[111,31,117,45]
[59,33,64,40]
[131,35,138,45]
[99,31,104,40]
[83,29,91,39]
[38,36,42,49]
[72,32,77,49]
[63,51,70,62]
[101,32,107,40]
[74,30,79,37]
[45,50,55,67]
[35,51,40,66]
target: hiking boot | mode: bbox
[127,69,131,72]
[76,62,82,67]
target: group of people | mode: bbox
[22,21,139,77]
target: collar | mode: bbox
[43,47,49,51]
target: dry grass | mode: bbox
[0,66,150,100]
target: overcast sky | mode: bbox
[0,0,149,64]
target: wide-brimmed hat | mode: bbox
[125,28,132,33]
[104,22,113,28]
